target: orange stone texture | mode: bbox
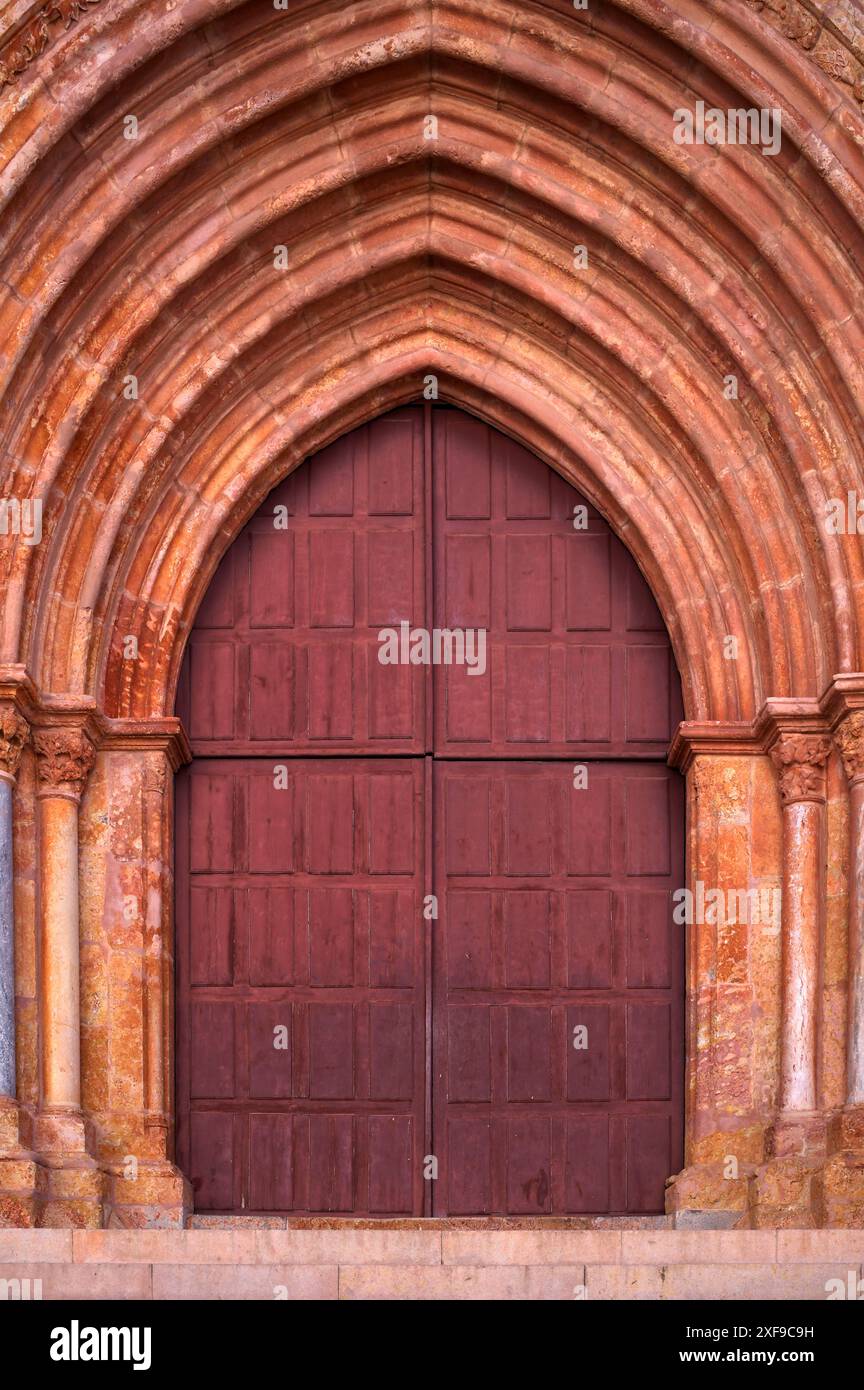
[0,0,862,1235]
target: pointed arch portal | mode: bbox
[0,0,863,1228]
[174,405,685,1215]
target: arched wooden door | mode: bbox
[175,405,685,1216]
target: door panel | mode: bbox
[433,409,682,757]
[176,404,685,1216]
[432,760,684,1215]
[176,758,427,1215]
[178,410,427,755]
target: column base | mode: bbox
[31,1108,104,1228]
[0,1094,26,1154]
[31,1107,92,1155]
[819,1106,864,1225]
[34,1159,104,1228]
[827,1104,864,1153]
[769,1110,828,1158]
[0,1156,41,1226]
[103,1159,192,1229]
[750,1155,822,1228]
[665,1161,752,1228]
[666,1148,836,1229]
[818,1149,864,1226]
[0,1098,40,1226]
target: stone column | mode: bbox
[79,729,191,1227]
[663,726,783,1227]
[32,727,95,1136]
[835,712,864,1121]
[770,732,830,1150]
[31,725,104,1224]
[143,756,168,1132]
[823,704,864,1220]
[0,708,29,1107]
[0,706,30,1172]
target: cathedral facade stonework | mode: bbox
[0,0,864,1253]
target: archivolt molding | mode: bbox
[0,0,863,726]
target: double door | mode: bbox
[175,405,684,1214]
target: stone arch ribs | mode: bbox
[0,1,863,723]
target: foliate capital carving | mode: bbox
[0,1,102,91]
[770,732,831,804]
[835,711,864,785]
[746,0,864,111]
[145,757,168,798]
[0,706,30,781]
[33,727,95,799]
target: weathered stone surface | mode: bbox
[152,1263,338,1300]
[621,1230,777,1264]
[633,1263,857,1302]
[0,1261,150,1300]
[73,1227,443,1266]
[0,0,863,1238]
[442,1231,621,1266]
[339,1264,584,1301]
[0,781,17,1104]
[0,1228,860,1299]
[0,1228,72,1260]
[0,709,28,1105]
[819,1151,864,1227]
[778,1228,864,1262]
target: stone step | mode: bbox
[0,1228,862,1299]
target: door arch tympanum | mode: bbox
[175,404,684,1216]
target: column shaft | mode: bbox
[38,793,83,1109]
[835,712,864,1110]
[847,776,864,1105]
[143,760,167,1120]
[0,708,30,1103]
[0,777,15,1098]
[780,797,823,1111]
[32,727,95,1125]
[770,732,830,1134]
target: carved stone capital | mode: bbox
[33,727,95,801]
[749,0,820,51]
[0,706,30,782]
[770,732,831,805]
[746,0,864,111]
[835,711,864,786]
[145,756,168,798]
[0,1,102,91]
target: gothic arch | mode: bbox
[0,0,863,1228]
[0,2,862,723]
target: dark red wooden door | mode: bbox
[174,759,426,1214]
[176,405,684,1215]
[433,760,684,1214]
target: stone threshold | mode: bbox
[188,1214,673,1230]
[1,1226,863,1299]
